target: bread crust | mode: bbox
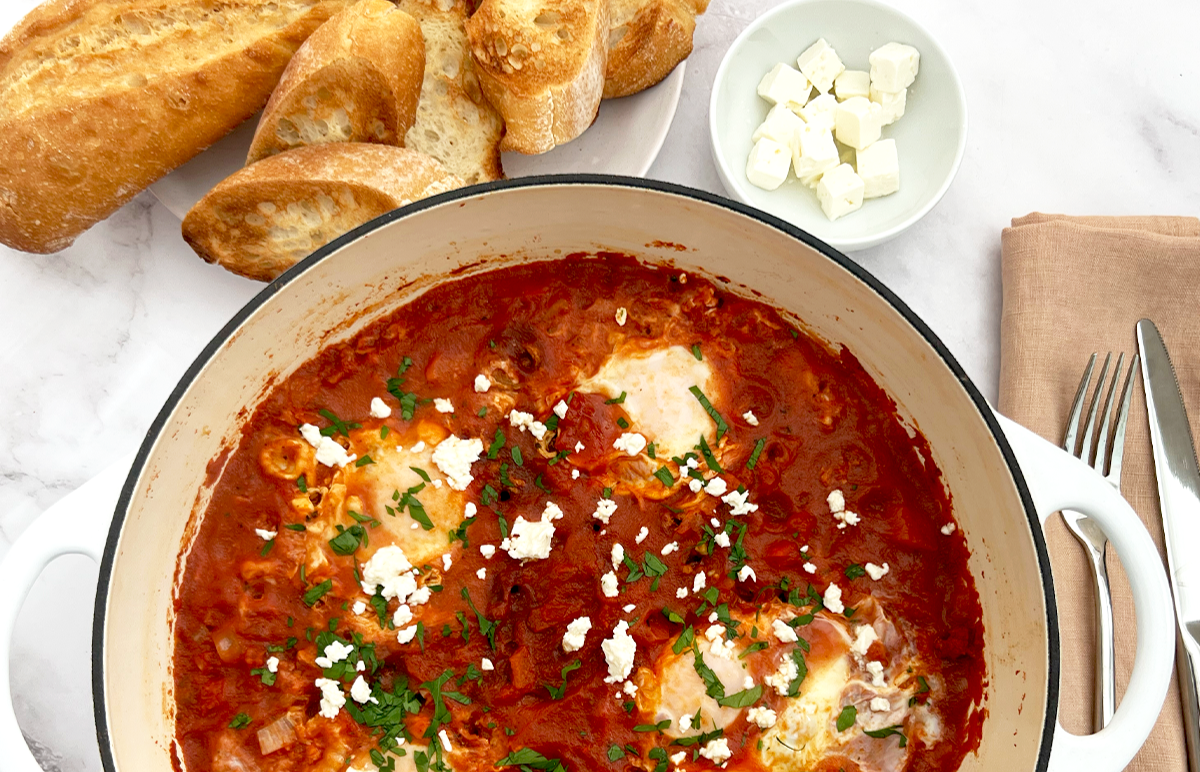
[246,0,426,165]
[182,143,462,282]
[0,0,347,254]
[604,0,708,99]
[466,0,609,155]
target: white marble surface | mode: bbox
[1,0,1199,769]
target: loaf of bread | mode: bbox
[0,0,348,254]
[246,0,425,165]
[604,0,709,98]
[466,0,609,155]
[398,0,505,184]
[182,143,463,281]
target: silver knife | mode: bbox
[1138,318,1200,772]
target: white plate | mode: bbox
[709,0,967,252]
[149,63,686,220]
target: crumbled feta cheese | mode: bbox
[352,600,367,615]
[688,478,703,493]
[834,509,861,529]
[823,582,845,614]
[553,400,569,419]
[314,640,355,669]
[503,515,556,560]
[722,489,759,515]
[361,546,416,601]
[508,410,548,440]
[679,714,693,732]
[602,621,637,683]
[866,660,886,687]
[803,562,817,574]
[397,625,418,644]
[704,477,728,497]
[601,571,620,597]
[661,541,679,556]
[442,553,453,571]
[742,410,759,426]
[764,656,799,695]
[714,531,731,548]
[870,697,892,713]
[615,307,628,326]
[266,656,279,673]
[772,618,798,643]
[431,435,484,491]
[476,567,487,580]
[611,543,625,571]
[350,675,377,705]
[693,573,707,593]
[613,432,647,456]
[370,397,392,419]
[676,587,688,599]
[439,729,453,752]
[850,624,879,657]
[480,544,496,559]
[635,527,649,544]
[623,603,637,613]
[481,658,494,671]
[699,738,732,764]
[465,502,477,518]
[710,517,721,528]
[255,528,277,541]
[594,498,618,525]
[356,660,366,672]
[315,678,346,718]
[392,604,413,627]
[434,398,454,414]
[738,565,757,582]
[865,562,890,581]
[411,441,426,453]
[623,680,638,696]
[571,469,580,479]
[671,752,687,765]
[474,375,491,393]
[686,457,700,469]
[828,489,845,512]
[747,706,777,729]
[563,616,593,652]
[299,423,357,467]
[542,501,564,521]
[941,522,957,536]
[408,586,432,606]
[744,675,756,690]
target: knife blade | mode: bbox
[1137,318,1200,772]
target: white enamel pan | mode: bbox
[0,177,1175,772]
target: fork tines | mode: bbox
[1064,352,1140,483]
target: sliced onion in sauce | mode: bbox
[256,713,298,756]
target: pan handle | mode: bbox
[0,454,130,772]
[997,414,1174,772]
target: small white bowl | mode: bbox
[709,0,967,251]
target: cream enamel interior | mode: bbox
[97,182,1050,772]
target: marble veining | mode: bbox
[1,0,1199,769]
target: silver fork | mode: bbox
[1061,351,1139,730]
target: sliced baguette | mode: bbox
[397,0,505,184]
[182,144,463,282]
[604,0,709,99]
[246,0,425,165]
[0,0,347,254]
[466,0,609,155]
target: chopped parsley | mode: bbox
[495,748,567,772]
[864,725,908,747]
[696,434,723,473]
[543,659,582,700]
[835,705,857,732]
[653,466,675,487]
[688,385,729,440]
[844,563,867,579]
[259,539,275,556]
[746,438,766,470]
[647,442,656,459]
[328,524,366,555]
[605,391,628,405]
[461,587,497,650]
[633,719,672,733]
[691,344,703,360]
[617,417,630,429]
[488,429,506,459]
[511,446,524,466]
[297,475,307,493]
[228,712,251,729]
[303,579,332,606]
[448,516,477,548]
[284,522,306,532]
[318,408,360,438]
[672,626,696,655]
[355,455,375,467]
[717,684,762,708]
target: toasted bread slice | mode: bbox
[0,0,347,254]
[604,0,708,98]
[246,0,425,165]
[397,0,505,184]
[466,0,609,155]
[183,144,462,281]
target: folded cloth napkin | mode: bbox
[999,212,1200,771]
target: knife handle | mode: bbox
[1180,632,1200,772]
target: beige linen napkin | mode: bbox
[999,212,1200,771]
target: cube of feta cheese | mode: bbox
[746,137,791,191]
[798,93,838,134]
[817,163,865,221]
[869,85,907,125]
[869,42,920,92]
[752,103,806,151]
[796,38,845,94]
[834,96,883,150]
[757,63,812,110]
[834,70,870,101]
[792,128,840,188]
[856,138,900,199]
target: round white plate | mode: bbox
[149,63,686,220]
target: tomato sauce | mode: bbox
[172,255,985,772]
